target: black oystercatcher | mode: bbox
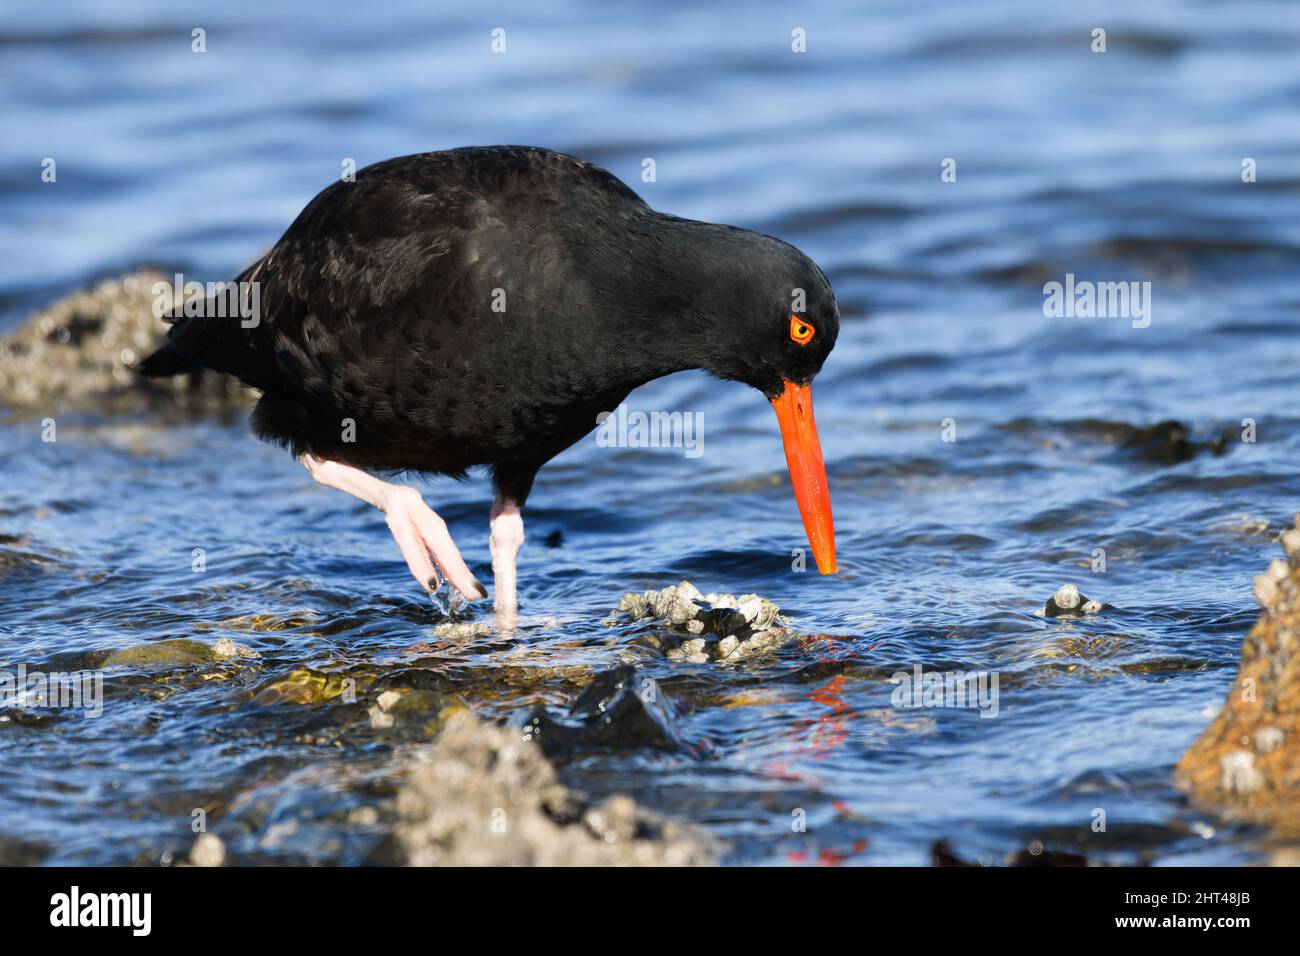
[140,146,838,614]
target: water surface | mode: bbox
[2,0,1299,865]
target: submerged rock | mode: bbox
[931,839,1089,867]
[512,665,681,757]
[432,621,494,640]
[367,688,465,736]
[1037,584,1106,619]
[102,637,255,669]
[1176,513,1300,834]
[0,270,251,415]
[0,833,50,866]
[0,534,61,580]
[380,709,716,866]
[251,668,367,706]
[1117,419,1235,465]
[608,580,791,663]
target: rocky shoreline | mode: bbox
[1175,515,1300,835]
[0,270,251,416]
[10,274,1300,865]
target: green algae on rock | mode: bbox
[102,637,255,669]
[251,667,370,706]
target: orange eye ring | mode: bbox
[789,315,815,346]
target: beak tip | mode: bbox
[772,380,837,583]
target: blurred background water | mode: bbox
[1,0,1299,864]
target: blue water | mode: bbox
[2,0,1299,864]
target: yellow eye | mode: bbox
[789,315,815,346]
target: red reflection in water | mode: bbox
[761,633,880,865]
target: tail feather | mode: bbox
[137,314,210,378]
[136,334,197,378]
[138,262,270,382]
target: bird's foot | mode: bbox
[380,485,488,602]
[426,578,472,619]
[300,455,489,604]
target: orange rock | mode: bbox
[1175,514,1300,834]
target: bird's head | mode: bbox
[688,231,840,575]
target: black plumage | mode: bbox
[140,145,838,516]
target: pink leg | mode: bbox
[489,494,525,615]
[301,455,486,601]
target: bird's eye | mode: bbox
[789,315,815,346]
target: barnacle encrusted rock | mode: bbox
[1176,513,1300,833]
[610,581,712,629]
[0,270,251,415]
[384,710,717,865]
[432,621,493,639]
[1037,584,1106,619]
[607,580,790,663]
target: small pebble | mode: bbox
[212,637,255,659]
[432,621,493,639]
[348,805,380,826]
[189,833,226,867]
[368,690,405,729]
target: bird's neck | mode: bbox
[593,215,753,387]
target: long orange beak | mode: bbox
[771,380,837,574]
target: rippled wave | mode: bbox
[2,0,1298,864]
